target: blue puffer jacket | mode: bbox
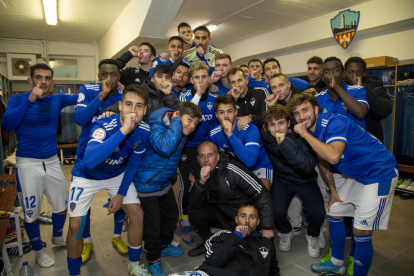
[133,107,186,193]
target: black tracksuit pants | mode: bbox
[140,188,178,262]
[178,146,198,216]
[271,177,325,237]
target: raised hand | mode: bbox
[235,225,250,237]
[199,166,210,184]
[196,82,205,96]
[293,123,308,138]
[210,71,222,84]
[29,84,44,102]
[170,50,181,62]
[196,45,205,57]
[264,93,280,107]
[222,119,234,137]
[129,46,139,57]
[160,52,168,61]
[120,113,138,135]
[275,133,286,143]
[160,81,172,95]
[228,87,241,101]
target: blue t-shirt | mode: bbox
[209,121,273,171]
[311,113,397,185]
[316,83,369,129]
[150,57,190,78]
[74,83,123,164]
[72,114,150,195]
[1,92,78,159]
[179,91,218,147]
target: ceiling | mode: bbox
[0,0,130,43]
[0,0,372,49]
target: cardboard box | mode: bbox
[364,56,398,68]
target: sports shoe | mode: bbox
[160,244,184,257]
[279,231,294,251]
[171,237,181,248]
[81,242,94,263]
[51,236,66,246]
[36,251,55,268]
[39,216,53,224]
[399,179,412,189]
[320,248,332,263]
[111,236,128,254]
[128,263,151,276]
[40,212,52,219]
[182,225,193,243]
[188,243,206,257]
[310,260,346,275]
[277,227,301,238]
[406,181,414,191]
[148,262,167,276]
[306,235,320,257]
[347,256,354,276]
[318,232,326,249]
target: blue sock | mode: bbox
[24,221,43,251]
[83,210,91,239]
[52,213,67,237]
[114,209,125,235]
[67,256,82,276]
[128,245,142,262]
[350,236,356,257]
[327,216,346,261]
[354,234,373,276]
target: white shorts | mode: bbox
[253,168,273,182]
[16,156,69,223]
[327,169,398,231]
[68,173,140,217]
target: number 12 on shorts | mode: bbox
[70,187,84,201]
[24,196,36,209]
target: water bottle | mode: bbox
[19,261,35,276]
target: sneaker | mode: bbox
[320,248,332,263]
[310,260,346,275]
[36,252,55,268]
[276,227,301,238]
[171,237,181,248]
[279,231,294,251]
[122,217,129,232]
[347,256,354,276]
[306,235,320,257]
[188,243,206,257]
[148,262,167,276]
[160,244,184,257]
[399,179,412,189]
[40,212,52,219]
[318,232,326,249]
[39,216,52,224]
[406,181,414,191]
[81,242,94,263]
[111,236,128,254]
[182,225,193,243]
[128,263,151,276]
[51,236,66,246]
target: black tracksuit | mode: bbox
[236,87,269,128]
[362,75,393,143]
[198,231,280,276]
[116,51,151,86]
[306,77,327,93]
[188,154,274,242]
[261,129,325,237]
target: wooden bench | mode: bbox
[57,143,78,165]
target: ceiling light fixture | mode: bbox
[207,24,218,32]
[43,0,58,25]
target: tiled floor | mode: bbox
[8,164,414,275]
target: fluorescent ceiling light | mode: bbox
[207,24,218,32]
[43,0,58,25]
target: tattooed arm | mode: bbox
[317,155,343,211]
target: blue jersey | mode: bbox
[173,85,191,99]
[316,83,369,129]
[213,81,230,96]
[74,83,123,164]
[311,113,397,185]
[179,90,219,147]
[72,114,150,194]
[150,57,190,78]
[1,92,78,159]
[209,121,273,171]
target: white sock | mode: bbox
[129,261,139,268]
[113,234,121,238]
[84,237,92,243]
[181,219,190,227]
[331,256,344,266]
[35,248,55,268]
[52,235,65,245]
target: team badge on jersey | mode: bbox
[331,9,360,49]
[207,102,213,110]
[181,155,187,161]
[341,102,349,110]
[26,210,34,218]
[78,93,85,102]
[250,98,256,106]
[70,202,76,212]
[259,247,269,258]
[92,128,106,140]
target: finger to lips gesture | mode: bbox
[160,81,172,95]
[199,166,210,184]
[29,84,44,102]
[264,93,280,107]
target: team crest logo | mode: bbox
[26,210,34,218]
[207,102,213,110]
[250,98,256,106]
[259,247,269,258]
[331,9,360,49]
[70,202,76,212]
[92,128,106,140]
[77,93,85,102]
[181,155,187,161]
[135,78,140,83]
[236,105,240,109]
